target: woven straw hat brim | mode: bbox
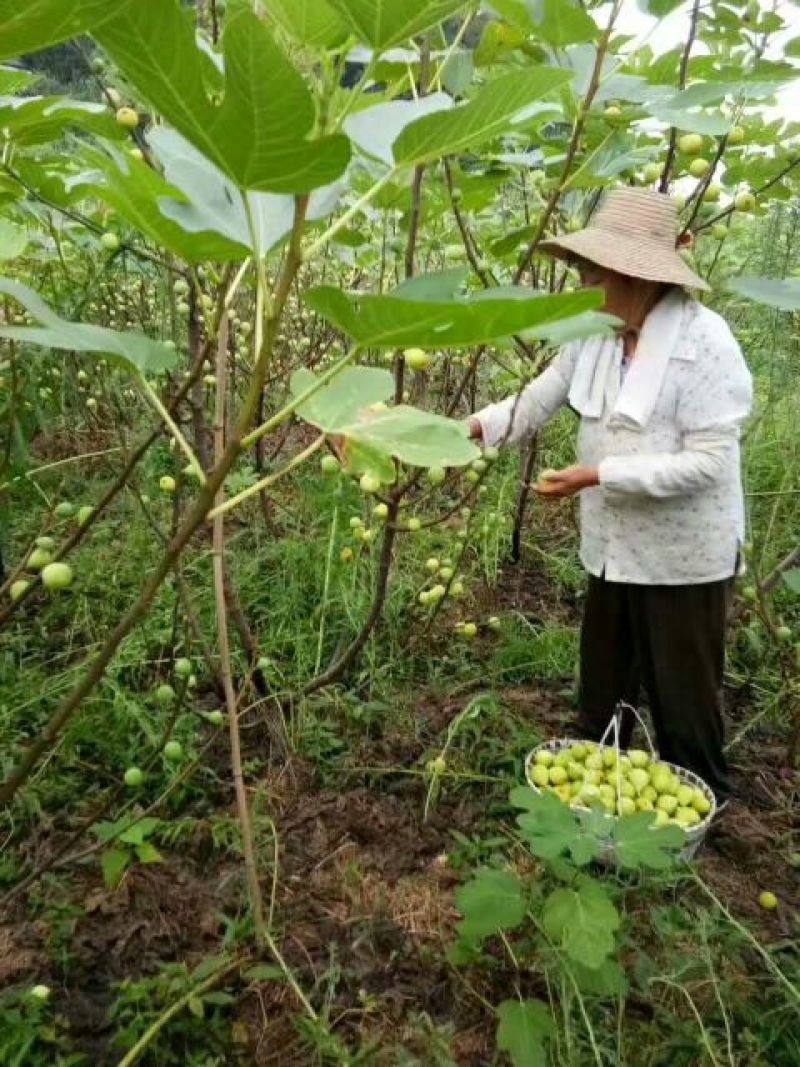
[538,230,711,292]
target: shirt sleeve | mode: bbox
[472,345,576,448]
[598,330,753,499]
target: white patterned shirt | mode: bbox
[474,291,753,585]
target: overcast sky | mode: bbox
[616,0,800,121]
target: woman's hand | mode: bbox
[535,464,599,498]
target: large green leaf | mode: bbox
[611,812,685,870]
[0,278,177,376]
[0,0,130,61]
[262,0,350,47]
[327,0,468,51]
[644,101,731,136]
[94,1,350,193]
[511,787,598,865]
[0,95,125,146]
[67,145,245,263]
[148,128,345,256]
[391,268,470,301]
[0,218,28,260]
[496,1000,553,1067]
[6,157,85,212]
[0,65,39,94]
[522,310,621,345]
[454,866,527,945]
[541,878,620,970]
[393,67,572,165]
[570,958,628,997]
[537,0,599,47]
[291,367,480,471]
[292,366,392,429]
[486,0,536,29]
[441,48,474,95]
[305,284,601,348]
[668,81,788,108]
[727,274,800,310]
[344,92,453,166]
[346,404,479,469]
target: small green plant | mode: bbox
[108,958,237,1066]
[92,814,164,889]
[423,691,499,820]
[0,985,85,1066]
[450,788,686,1065]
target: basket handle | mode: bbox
[598,702,656,757]
[618,701,657,758]
[597,703,658,809]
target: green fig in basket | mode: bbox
[567,761,585,781]
[676,784,695,808]
[653,809,670,827]
[584,769,603,786]
[617,797,636,816]
[675,806,701,827]
[578,783,601,804]
[628,749,650,768]
[692,789,711,815]
[535,749,555,767]
[585,752,603,771]
[554,750,571,768]
[619,779,636,799]
[530,763,550,787]
[598,784,615,809]
[642,785,658,804]
[570,743,588,761]
[651,769,675,794]
[637,796,655,811]
[549,765,568,785]
[657,794,678,815]
[602,748,617,768]
[628,768,651,794]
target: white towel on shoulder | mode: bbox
[568,287,689,427]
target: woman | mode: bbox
[469,187,753,805]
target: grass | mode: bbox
[490,616,579,684]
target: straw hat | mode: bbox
[539,187,710,292]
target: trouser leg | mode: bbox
[630,579,734,802]
[577,574,640,747]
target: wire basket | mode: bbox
[524,705,717,863]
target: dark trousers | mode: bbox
[577,573,735,801]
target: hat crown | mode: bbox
[590,187,678,247]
